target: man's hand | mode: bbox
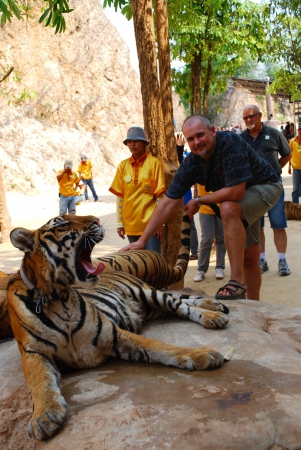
[117,227,125,240]
[184,198,200,219]
[176,132,185,146]
[119,239,145,251]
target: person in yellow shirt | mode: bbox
[193,185,226,282]
[57,159,80,215]
[109,126,166,252]
[289,127,301,203]
[77,154,99,202]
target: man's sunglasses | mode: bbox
[242,112,260,121]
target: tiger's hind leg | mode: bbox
[142,288,229,329]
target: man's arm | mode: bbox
[279,153,291,168]
[185,182,246,219]
[120,196,181,251]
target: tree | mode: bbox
[170,0,267,117]
[105,0,183,276]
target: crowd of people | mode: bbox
[57,106,299,301]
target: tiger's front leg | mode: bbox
[21,351,67,440]
[144,290,229,329]
[114,328,225,370]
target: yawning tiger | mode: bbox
[6,214,229,440]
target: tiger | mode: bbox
[284,200,301,220]
[7,214,229,440]
[0,210,191,339]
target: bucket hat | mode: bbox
[81,154,88,161]
[123,126,149,145]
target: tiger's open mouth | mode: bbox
[76,224,105,282]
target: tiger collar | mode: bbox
[20,265,48,313]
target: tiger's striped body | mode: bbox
[7,214,229,440]
[93,211,191,290]
[284,200,301,220]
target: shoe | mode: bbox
[215,268,224,279]
[259,258,269,274]
[189,254,198,260]
[85,199,90,202]
[215,280,247,300]
[94,198,102,202]
[278,259,291,276]
[194,270,205,282]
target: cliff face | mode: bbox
[0,0,143,193]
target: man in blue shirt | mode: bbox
[121,115,282,301]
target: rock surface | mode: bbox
[1,290,301,450]
[0,0,143,193]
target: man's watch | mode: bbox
[195,196,202,208]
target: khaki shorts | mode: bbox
[237,181,283,248]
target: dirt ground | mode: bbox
[1,167,300,308]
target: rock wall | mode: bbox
[0,0,143,194]
[214,83,293,129]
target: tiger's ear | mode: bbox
[10,228,35,253]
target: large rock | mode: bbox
[1,290,301,449]
[0,0,143,193]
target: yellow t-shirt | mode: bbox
[197,185,217,215]
[109,153,166,235]
[78,160,93,180]
[289,137,301,169]
[57,170,80,197]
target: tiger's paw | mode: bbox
[181,348,225,370]
[183,297,229,314]
[28,396,67,440]
[199,311,229,329]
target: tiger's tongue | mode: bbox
[79,259,105,275]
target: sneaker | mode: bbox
[215,268,224,279]
[278,259,291,276]
[85,199,90,202]
[194,270,205,282]
[189,254,198,260]
[259,258,269,274]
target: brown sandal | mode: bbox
[215,280,247,300]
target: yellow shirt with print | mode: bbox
[57,170,80,197]
[109,153,166,235]
[77,160,93,180]
[197,185,218,215]
[289,137,301,169]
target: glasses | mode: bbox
[242,112,260,121]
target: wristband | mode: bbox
[195,196,202,208]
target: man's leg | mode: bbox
[219,201,246,285]
[273,228,287,253]
[190,217,199,257]
[87,179,98,201]
[243,244,261,300]
[67,196,77,215]
[82,179,89,200]
[259,226,265,253]
[292,169,300,203]
[59,196,68,215]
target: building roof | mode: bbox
[231,76,293,100]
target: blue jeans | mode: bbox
[59,195,77,215]
[82,178,98,201]
[260,188,287,229]
[292,168,301,203]
[198,213,226,273]
[128,234,161,253]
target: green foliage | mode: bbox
[102,0,132,20]
[0,0,73,33]
[0,65,38,106]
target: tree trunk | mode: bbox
[191,51,201,114]
[131,0,183,287]
[0,162,11,244]
[203,53,212,118]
